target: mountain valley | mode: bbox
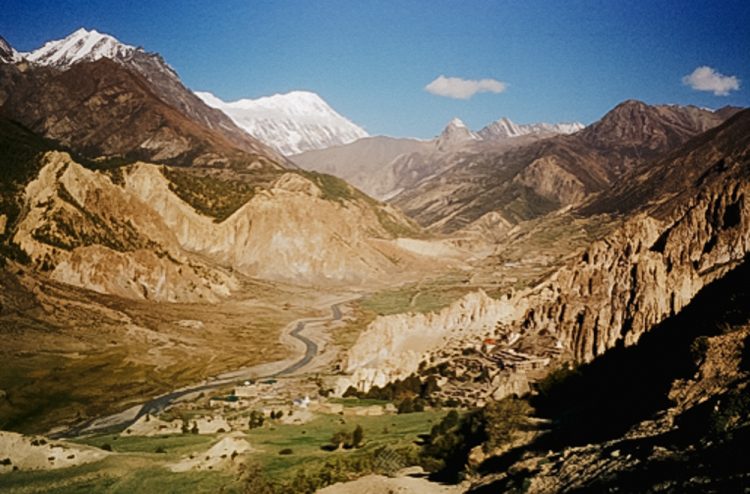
[0,20,748,494]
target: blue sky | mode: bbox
[2,0,749,138]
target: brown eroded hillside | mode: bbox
[0,58,286,169]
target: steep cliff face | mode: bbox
[336,291,527,393]
[470,261,750,494]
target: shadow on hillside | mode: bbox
[477,257,750,480]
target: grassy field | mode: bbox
[0,409,444,493]
[0,456,236,494]
[0,272,315,434]
[2,435,230,493]
[328,398,391,407]
[244,409,444,480]
[360,273,474,317]
[329,274,474,353]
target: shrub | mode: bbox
[278,448,294,455]
[343,386,359,398]
[483,397,532,451]
[690,336,710,368]
[330,430,352,449]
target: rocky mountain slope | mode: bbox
[197,90,368,155]
[339,109,750,398]
[0,35,20,64]
[17,28,283,162]
[435,118,479,151]
[517,109,750,363]
[392,101,739,233]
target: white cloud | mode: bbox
[682,66,740,96]
[425,75,507,99]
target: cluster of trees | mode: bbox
[248,410,265,429]
[342,374,440,413]
[180,420,199,434]
[326,424,364,450]
[419,409,485,482]
[419,397,532,482]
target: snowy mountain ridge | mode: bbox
[196,90,369,156]
[23,28,139,67]
[478,117,584,139]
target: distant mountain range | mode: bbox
[478,117,584,139]
[294,115,584,200]
[392,101,741,233]
[196,90,368,156]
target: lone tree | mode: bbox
[352,424,364,448]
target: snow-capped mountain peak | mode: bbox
[447,117,468,128]
[0,35,21,63]
[24,28,136,67]
[479,117,524,138]
[435,117,479,151]
[195,90,369,156]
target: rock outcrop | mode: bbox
[121,164,438,284]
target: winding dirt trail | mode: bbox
[53,301,348,438]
